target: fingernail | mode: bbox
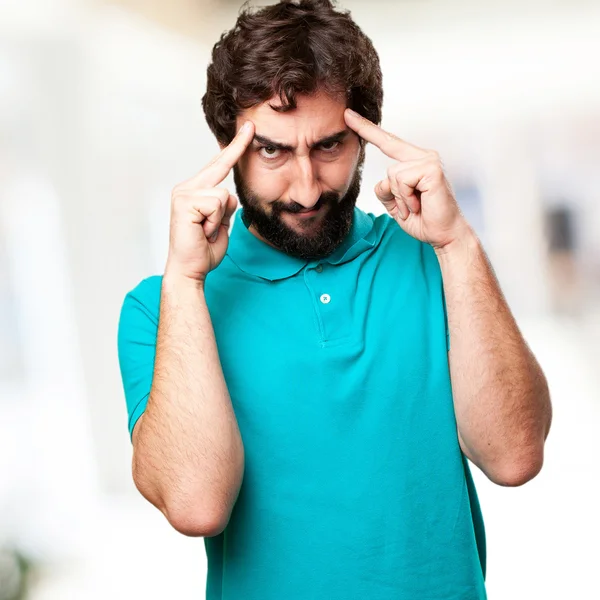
[346,108,359,118]
[241,121,251,133]
[210,231,218,242]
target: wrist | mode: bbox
[433,226,481,264]
[162,268,206,293]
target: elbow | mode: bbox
[165,504,231,538]
[132,467,232,537]
[160,480,241,539]
[160,487,235,538]
[491,452,544,487]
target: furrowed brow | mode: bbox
[252,129,350,152]
[312,130,349,148]
[252,135,295,152]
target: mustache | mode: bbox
[271,191,339,214]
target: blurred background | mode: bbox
[1,0,599,598]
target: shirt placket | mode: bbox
[303,262,347,346]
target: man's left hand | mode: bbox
[344,109,470,251]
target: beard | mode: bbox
[233,158,364,260]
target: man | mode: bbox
[117,1,552,598]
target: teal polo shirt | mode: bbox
[118,206,487,600]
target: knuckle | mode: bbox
[196,187,228,203]
[427,149,441,161]
[212,187,230,203]
[387,164,399,179]
[203,196,221,211]
[171,184,185,200]
[428,159,444,178]
[171,191,187,208]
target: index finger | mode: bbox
[194,120,255,187]
[344,109,426,162]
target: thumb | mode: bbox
[212,195,238,247]
[375,179,396,211]
[221,194,239,229]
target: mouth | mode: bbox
[290,203,328,219]
[295,207,320,218]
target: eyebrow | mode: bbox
[252,129,350,152]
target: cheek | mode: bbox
[321,159,355,189]
[238,154,289,202]
[321,144,361,191]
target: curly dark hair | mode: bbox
[202,0,383,145]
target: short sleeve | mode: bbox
[419,240,451,353]
[117,276,162,441]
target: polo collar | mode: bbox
[227,206,377,281]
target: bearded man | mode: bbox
[118,2,552,598]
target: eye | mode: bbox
[258,145,283,160]
[318,141,341,153]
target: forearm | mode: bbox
[133,274,244,535]
[435,228,552,486]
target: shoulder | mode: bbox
[370,212,441,278]
[369,211,416,250]
[119,275,163,329]
[126,274,163,301]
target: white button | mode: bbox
[315,264,323,273]
[320,293,331,304]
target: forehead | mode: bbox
[238,91,347,143]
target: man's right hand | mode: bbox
[165,120,255,283]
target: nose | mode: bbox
[288,156,321,210]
